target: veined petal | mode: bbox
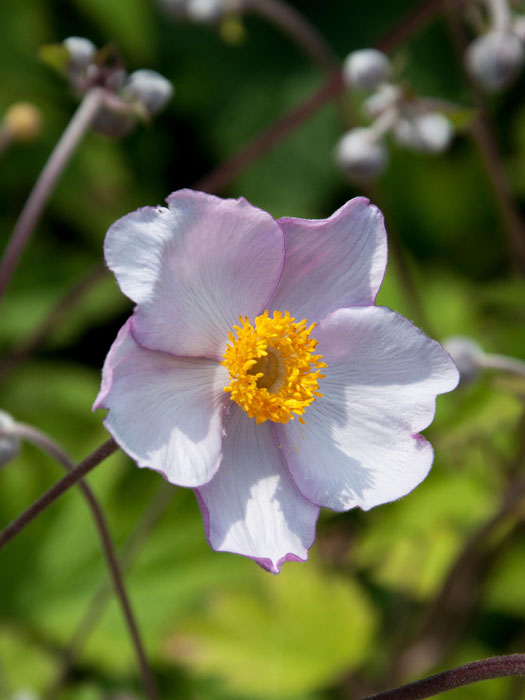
[276,307,459,512]
[94,319,228,487]
[196,406,319,573]
[104,189,285,360]
[269,198,386,322]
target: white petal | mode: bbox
[269,198,387,322]
[276,307,459,511]
[104,189,285,359]
[196,407,319,573]
[94,319,228,487]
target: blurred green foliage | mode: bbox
[1,1,525,699]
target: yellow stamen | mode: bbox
[222,310,326,424]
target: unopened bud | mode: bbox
[343,49,391,91]
[63,36,97,70]
[335,128,388,181]
[465,31,524,92]
[3,103,42,142]
[395,112,453,153]
[0,411,20,467]
[123,70,174,116]
[187,0,226,22]
[443,337,484,384]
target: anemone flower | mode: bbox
[95,189,458,573]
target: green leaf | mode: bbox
[168,562,377,697]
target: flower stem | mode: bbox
[7,424,158,700]
[44,483,174,700]
[0,88,105,305]
[360,654,525,700]
[0,437,118,549]
[444,2,525,273]
[241,0,339,72]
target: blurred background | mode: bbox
[1,0,524,698]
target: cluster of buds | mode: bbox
[45,37,174,138]
[465,0,525,92]
[335,49,454,182]
[156,0,240,23]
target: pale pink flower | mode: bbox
[94,189,458,573]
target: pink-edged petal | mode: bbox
[269,198,386,323]
[196,406,319,573]
[276,307,459,512]
[93,318,229,487]
[104,189,285,360]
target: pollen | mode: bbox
[222,310,326,425]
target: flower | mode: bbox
[95,190,458,573]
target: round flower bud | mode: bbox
[465,31,524,92]
[63,36,97,70]
[442,336,484,384]
[123,69,174,116]
[335,128,388,181]
[394,112,453,154]
[3,102,42,142]
[343,49,391,90]
[187,0,226,22]
[0,411,20,467]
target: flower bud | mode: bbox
[0,411,20,467]
[187,0,226,22]
[343,49,391,90]
[442,336,484,384]
[335,128,388,181]
[3,102,42,142]
[63,36,97,70]
[465,31,524,92]
[122,69,174,116]
[394,112,453,153]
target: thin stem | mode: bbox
[444,2,525,273]
[195,70,344,193]
[478,352,525,375]
[485,0,511,32]
[0,88,105,305]
[7,424,158,700]
[241,0,339,73]
[0,437,118,549]
[45,484,173,700]
[360,654,525,700]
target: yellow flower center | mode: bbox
[222,310,326,424]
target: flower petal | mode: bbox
[104,189,285,359]
[269,198,386,322]
[196,406,319,573]
[94,319,228,487]
[276,307,459,512]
